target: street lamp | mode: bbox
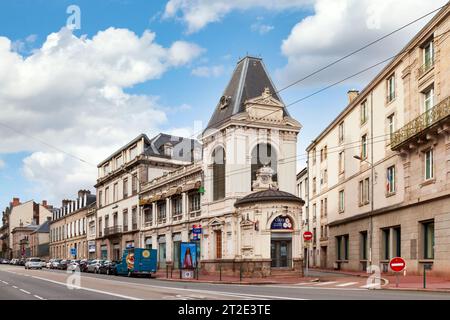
[353,155,374,270]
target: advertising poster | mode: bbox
[180,242,197,269]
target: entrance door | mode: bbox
[271,240,292,268]
[215,231,222,259]
[320,246,327,268]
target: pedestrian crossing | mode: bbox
[291,280,382,289]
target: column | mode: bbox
[152,202,156,225]
[166,197,171,224]
[182,192,187,220]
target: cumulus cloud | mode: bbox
[191,65,225,78]
[163,0,313,33]
[277,0,448,87]
[0,27,203,203]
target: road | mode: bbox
[1,265,449,300]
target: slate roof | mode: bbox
[32,220,50,234]
[206,56,290,131]
[234,189,305,207]
[144,133,201,163]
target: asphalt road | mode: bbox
[1,265,450,300]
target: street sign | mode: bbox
[389,257,406,272]
[303,231,313,242]
[70,248,77,256]
[192,225,202,234]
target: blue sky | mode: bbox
[0,0,445,214]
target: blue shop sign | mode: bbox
[271,216,293,230]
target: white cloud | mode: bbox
[0,158,5,169]
[277,0,447,87]
[163,0,313,33]
[0,27,203,203]
[251,23,274,35]
[191,65,225,78]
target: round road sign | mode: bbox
[303,231,313,241]
[389,257,406,272]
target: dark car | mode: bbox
[18,259,26,266]
[57,259,69,270]
[79,259,91,272]
[98,260,117,275]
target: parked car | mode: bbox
[25,257,43,269]
[79,259,91,272]
[18,259,26,266]
[98,260,118,275]
[40,259,47,268]
[57,259,69,270]
[9,258,18,265]
[67,260,81,272]
[46,259,54,268]
[87,260,104,273]
[1,259,9,264]
[51,259,62,269]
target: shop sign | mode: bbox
[270,216,293,230]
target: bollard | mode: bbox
[423,264,426,289]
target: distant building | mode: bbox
[49,190,96,259]
[11,224,38,259]
[30,219,51,259]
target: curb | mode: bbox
[382,287,450,293]
[154,277,278,285]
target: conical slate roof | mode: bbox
[205,56,290,131]
[234,189,304,207]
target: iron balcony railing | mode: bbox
[104,226,122,236]
[418,57,435,78]
[391,96,450,150]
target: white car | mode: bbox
[40,260,47,268]
[25,257,43,269]
[67,260,81,272]
[46,259,54,268]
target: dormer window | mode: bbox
[163,143,173,157]
[219,95,231,109]
[129,145,138,160]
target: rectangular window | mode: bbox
[116,155,123,168]
[132,173,138,195]
[313,203,317,220]
[98,190,103,208]
[359,179,370,205]
[157,201,166,224]
[387,166,396,194]
[360,100,368,124]
[312,148,316,165]
[103,163,110,175]
[129,145,138,160]
[393,227,401,257]
[123,178,128,198]
[113,183,118,202]
[361,134,367,159]
[324,198,327,217]
[424,87,434,126]
[131,207,137,230]
[98,218,102,237]
[422,220,434,259]
[387,113,395,138]
[105,187,109,205]
[172,196,182,218]
[123,209,128,231]
[339,151,345,173]
[387,74,395,102]
[423,40,434,69]
[312,177,317,195]
[338,190,345,213]
[189,192,201,213]
[320,200,324,217]
[360,231,368,260]
[424,149,434,180]
[337,235,349,260]
[338,122,344,143]
[143,206,152,224]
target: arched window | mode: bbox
[251,143,277,189]
[212,147,226,201]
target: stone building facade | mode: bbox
[304,6,450,276]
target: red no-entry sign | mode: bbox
[303,231,313,241]
[389,257,406,272]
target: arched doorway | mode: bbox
[270,216,293,268]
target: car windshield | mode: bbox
[30,258,41,262]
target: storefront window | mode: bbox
[100,245,107,260]
[173,233,181,268]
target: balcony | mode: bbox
[104,226,122,237]
[418,58,434,78]
[391,96,450,150]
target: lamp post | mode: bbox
[353,155,374,269]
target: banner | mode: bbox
[180,242,197,269]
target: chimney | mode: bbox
[347,89,359,103]
[42,200,48,208]
[78,189,91,198]
[12,197,21,207]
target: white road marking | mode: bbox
[336,282,359,287]
[264,284,366,291]
[360,283,381,289]
[30,275,143,300]
[12,285,18,289]
[20,289,31,294]
[314,281,337,286]
[1,281,8,285]
[34,295,45,300]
